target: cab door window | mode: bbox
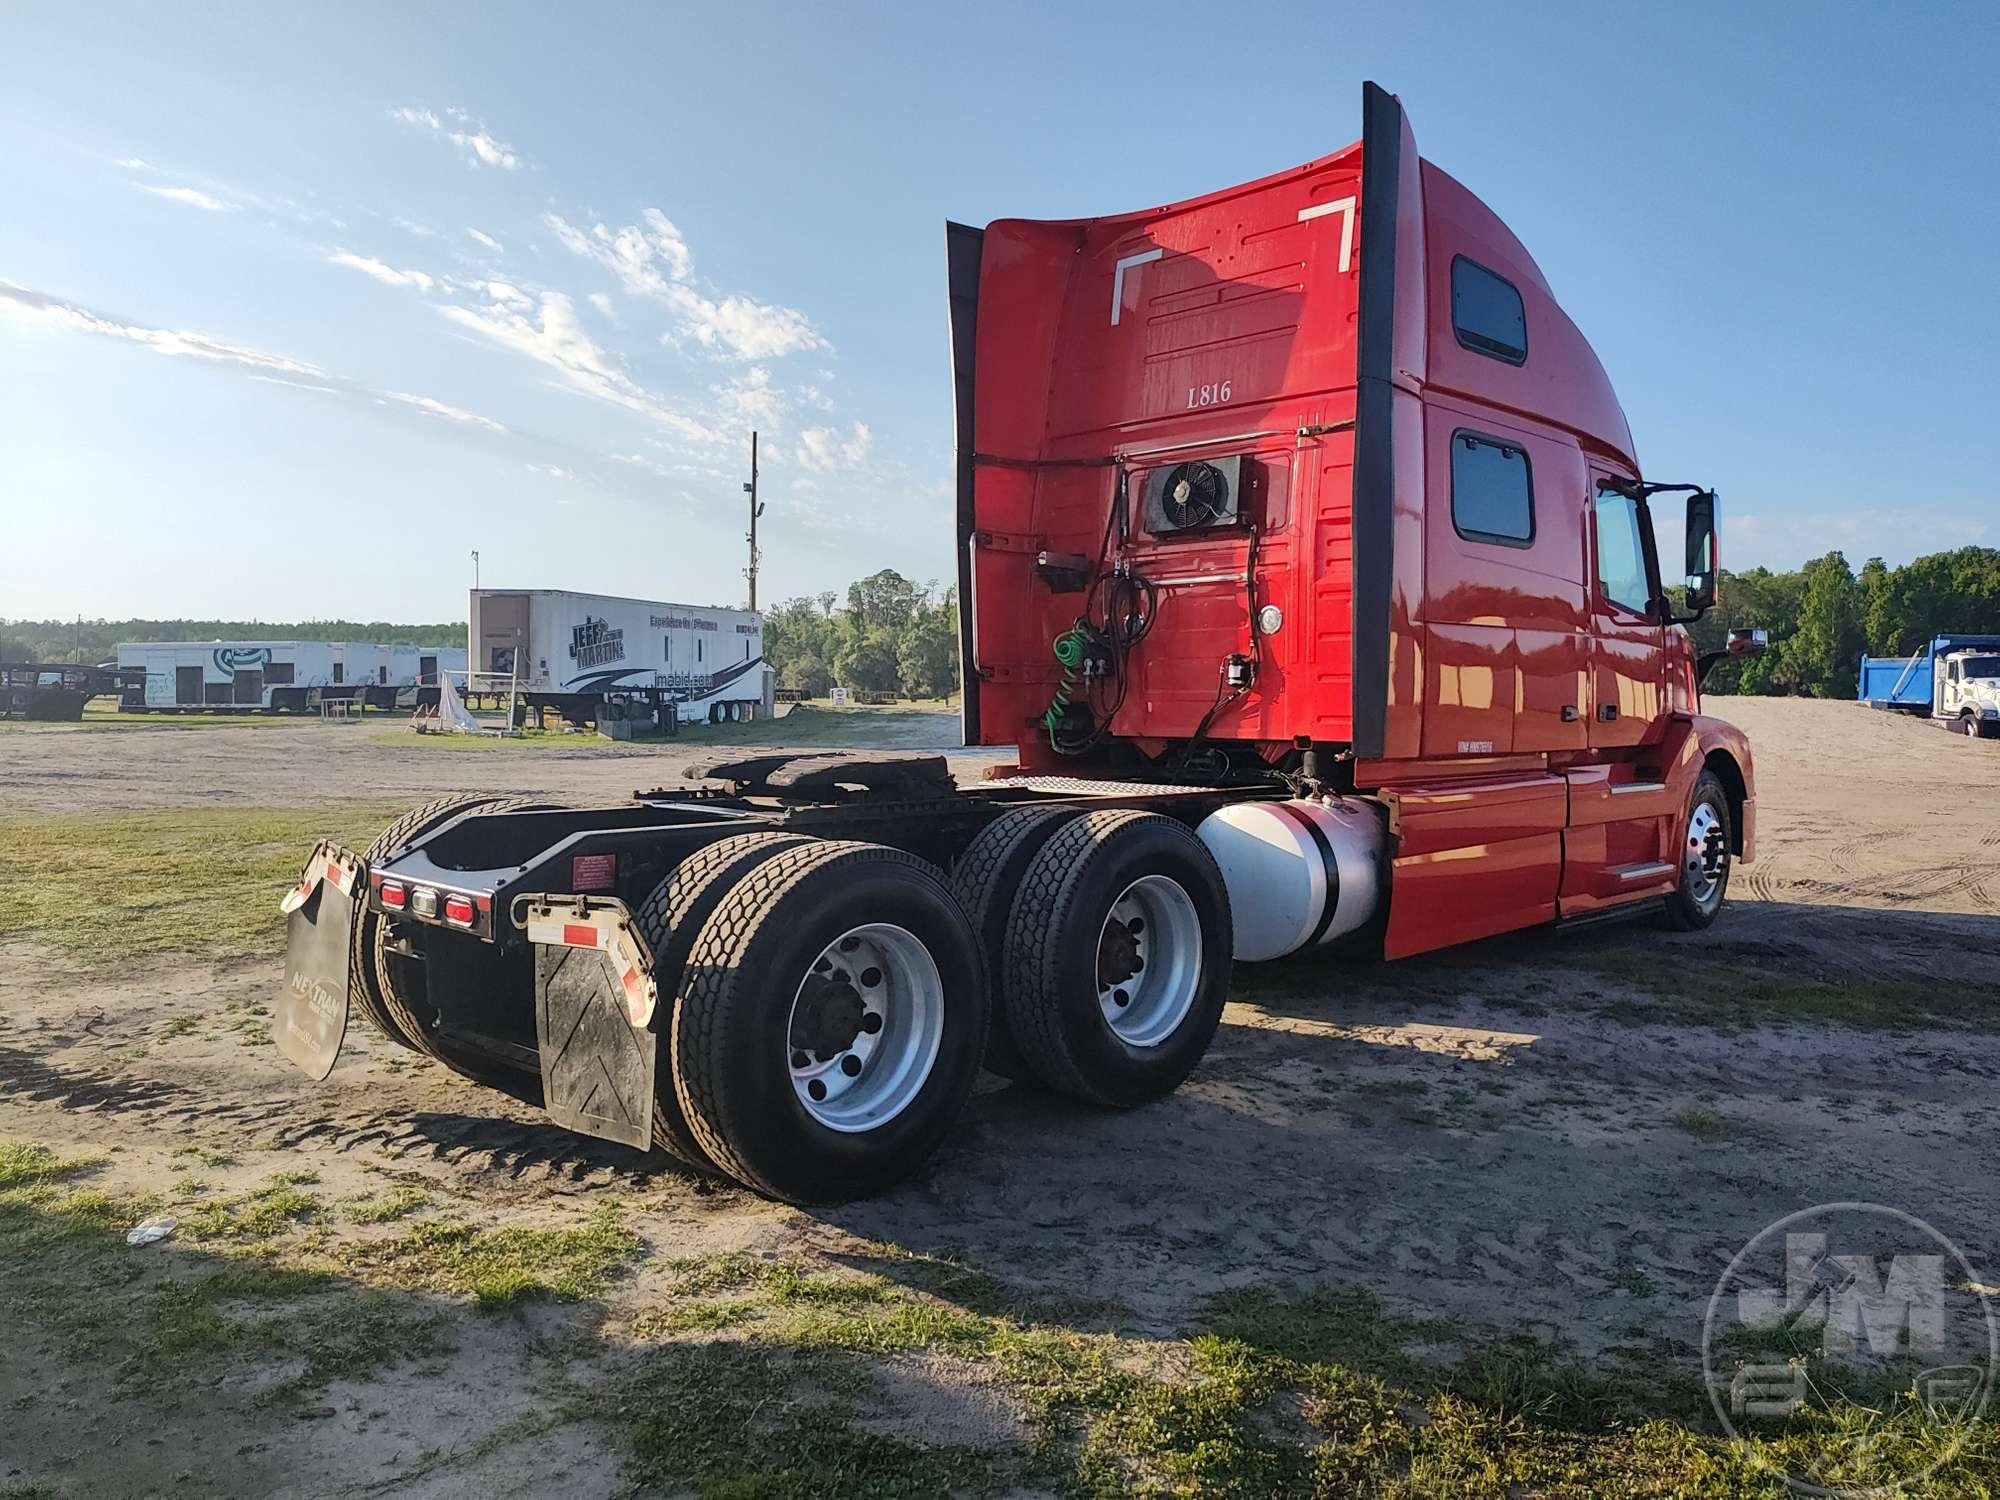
[1593,486,1654,615]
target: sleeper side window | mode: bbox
[1450,432,1534,546]
[1593,486,1654,616]
[1451,256,1527,365]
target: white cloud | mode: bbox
[795,422,873,472]
[0,280,325,377]
[527,462,574,480]
[453,130,519,170]
[1,281,507,441]
[544,208,825,361]
[587,292,615,318]
[326,251,436,293]
[138,183,232,212]
[663,286,824,360]
[716,365,783,428]
[467,227,503,253]
[386,391,507,432]
[544,209,691,298]
[439,288,717,442]
[389,104,522,170]
[797,382,834,411]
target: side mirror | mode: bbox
[1697,626,1767,686]
[1683,490,1718,612]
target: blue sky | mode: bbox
[3,2,1994,623]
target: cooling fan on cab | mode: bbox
[1143,455,1247,535]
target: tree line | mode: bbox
[762,569,960,700]
[0,618,465,664]
[1692,545,2000,697]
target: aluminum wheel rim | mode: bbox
[1685,800,1727,911]
[786,922,942,1133]
[1096,874,1201,1047]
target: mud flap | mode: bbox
[274,842,363,1080]
[524,897,658,1150]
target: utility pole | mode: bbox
[471,549,480,591]
[742,430,765,611]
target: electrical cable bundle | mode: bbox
[1044,468,1157,754]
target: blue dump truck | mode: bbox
[1859,634,2000,737]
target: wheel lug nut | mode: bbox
[859,966,882,988]
[861,1013,882,1034]
[808,1079,827,1101]
[1114,989,1130,1007]
[841,1055,862,1077]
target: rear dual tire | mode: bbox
[631,831,811,1173]
[366,796,564,1095]
[1001,810,1234,1108]
[670,841,989,1204]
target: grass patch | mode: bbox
[338,1205,639,1309]
[178,1180,323,1243]
[1568,942,2000,1033]
[367,725,599,751]
[1671,1105,1732,1140]
[1,1142,454,1402]
[610,1247,2000,1498]
[341,1185,431,1224]
[0,703,329,733]
[0,801,400,961]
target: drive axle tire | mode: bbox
[672,841,988,1204]
[371,797,564,1085]
[1659,770,1732,931]
[353,793,517,1052]
[632,832,812,1171]
[948,805,1082,1080]
[1004,810,1233,1108]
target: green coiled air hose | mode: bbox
[1043,623,1090,747]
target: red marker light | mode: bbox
[379,880,407,910]
[442,895,476,927]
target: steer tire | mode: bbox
[1659,771,1733,932]
[948,805,1082,1081]
[1003,810,1233,1108]
[672,840,988,1204]
[633,832,812,1171]
[372,798,564,1085]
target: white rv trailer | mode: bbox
[116,641,466,712]
[467,589,769,723]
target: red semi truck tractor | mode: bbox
[275,84,1760,1204]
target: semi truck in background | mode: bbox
[274,83,1761,1205]
[467,588,771,727]
[1858,633,2000,736]
[116,640,464,712]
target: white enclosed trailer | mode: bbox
[116,641,466,712]
[467,589,769,724]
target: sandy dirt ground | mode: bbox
[0,704,1007,816]
[3,697,1997,1495]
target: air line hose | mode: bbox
[1042,623,1090,747]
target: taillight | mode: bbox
[379,880,407,910]
[443,894,476,927]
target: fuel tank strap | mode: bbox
[1272,801,1343,948]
